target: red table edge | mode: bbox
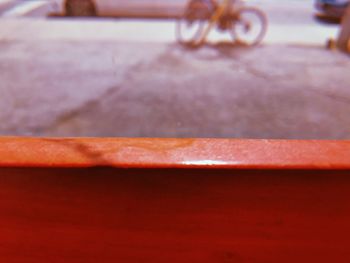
[0,137,349,169]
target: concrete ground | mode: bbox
[0,18,349,139]
[0,18,338,45]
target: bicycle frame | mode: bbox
[195,0,243,44]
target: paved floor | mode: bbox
[1,36,349,139]
[0,17,338,44]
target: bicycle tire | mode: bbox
[231,7,267,46]
[176,0,207,44]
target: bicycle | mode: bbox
[176,0,268,46]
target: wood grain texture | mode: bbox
[0,168,349,262]
[0,137,350,169]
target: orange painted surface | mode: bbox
[0,168,350,262]
[0,138,350,262]
[0,137,350,169]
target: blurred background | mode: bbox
[0,0,349,138]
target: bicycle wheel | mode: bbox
[176,1,206,44]
[232,7,267,46]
